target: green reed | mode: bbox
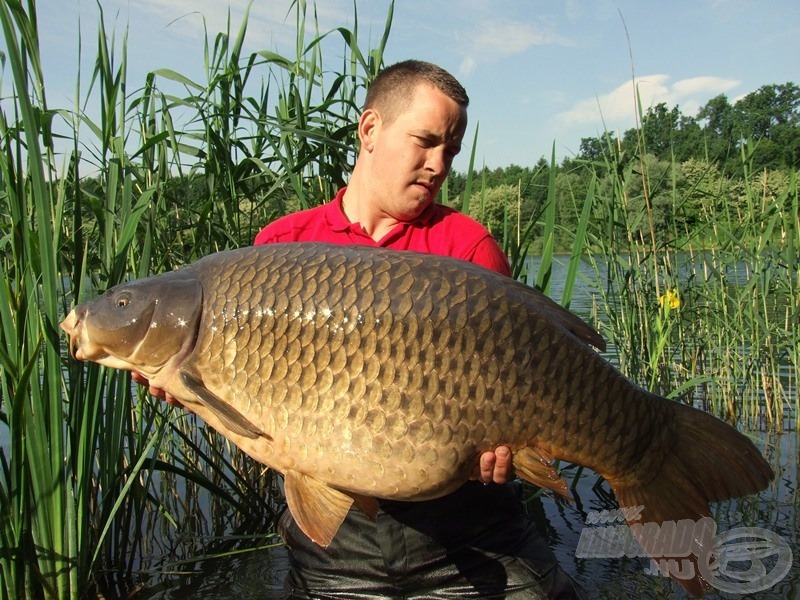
[0,0,393,597]
[582,124,797,430]
[1,1,80,596]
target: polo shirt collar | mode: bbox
[323,188,353,232]
[324,187,439,234]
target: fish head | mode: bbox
[60,273,203,378]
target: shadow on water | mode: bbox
[131,429,796,599]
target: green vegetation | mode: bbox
[448,83,799,252]
[0,0,796,597]
[0,1,389,597]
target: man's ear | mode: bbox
[358,108,381,152]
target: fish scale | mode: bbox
[60,241,774,598]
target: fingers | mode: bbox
[477,451,496,483]
[491,446,512,484]
[474,446,513,485]
[131,371,183,407]
[163,393,183,408]
[146,383,166,400]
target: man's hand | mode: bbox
[131,372,183,408]
[474,446,513,484]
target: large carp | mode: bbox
[61,242,773,597]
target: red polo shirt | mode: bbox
[253,188,511,276]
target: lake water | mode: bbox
[130,255,798,599]
[132,430,797,599]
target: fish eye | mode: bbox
[115,295,130,308]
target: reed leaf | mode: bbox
[535,144,558,295]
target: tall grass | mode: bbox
[1,0,794,597]
[0,0,392,597]
[580,118,798,430]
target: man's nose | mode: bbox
[425,147,447,176]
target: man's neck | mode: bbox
[341,184,399,243]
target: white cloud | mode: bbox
[459,56,477,77]
[670,76,740,100]
[470,20,569,60]
[564,0,584,21]
[456,18,572,76]
[556,74,741,127]
[472,20,564,57]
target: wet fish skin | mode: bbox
[60,242,774,598]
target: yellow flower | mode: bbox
[658,288,680,310]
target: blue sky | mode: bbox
[30,0,800,170]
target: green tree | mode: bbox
[697,93,738,168]
[620,154,676,243]
[467,183,519,241]
[733,82,800,169]
[675,157,730,241]
[554,169,591,247]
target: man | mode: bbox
[253,60,582,599]
[138,60,582,598]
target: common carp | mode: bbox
[60,242,773,597]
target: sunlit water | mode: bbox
[131,255,798,599]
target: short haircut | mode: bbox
[364,60,469,123]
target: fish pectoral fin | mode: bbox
[514,446,571,500]
[284,470,354,547]
[180,371,271,441]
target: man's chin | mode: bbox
[402,198,433,219]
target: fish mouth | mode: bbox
[60,308,96,361]
[68,338,106,362]
[60,309,80,359]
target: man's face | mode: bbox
[362,83,467,221]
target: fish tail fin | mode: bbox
[610,403,773,598]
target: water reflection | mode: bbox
[541,430,798,599]
[133,541,289,599]
[132,429,796,599]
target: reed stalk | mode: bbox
[582,107,797,429]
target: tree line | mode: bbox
[446,82,799,251]
[68,81,799,265]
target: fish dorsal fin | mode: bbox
[562,316,606,352]
[180,371,270,440]
[284,470,355,547]
[514,446,571,500]
[541,300,606,351]
[522,285,606,351]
